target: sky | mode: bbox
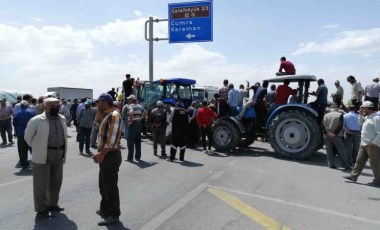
[1,0,380,103]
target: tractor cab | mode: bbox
[141,78,196,112]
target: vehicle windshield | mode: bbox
[165,83,192,100]
[142,82,164,109]
[192,89,204,101]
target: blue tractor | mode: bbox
[212,75,323,159]
[140,78,196,141]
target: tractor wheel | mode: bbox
[268,110,320,159]
[238,136,255,148]
[212,120,240,151]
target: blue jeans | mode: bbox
[127,121,141,161]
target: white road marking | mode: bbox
[0,177,32,188]
[140,183,207,230]
[208,185,380,226]
[209,171,224,180]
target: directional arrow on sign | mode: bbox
[186,33,196,39]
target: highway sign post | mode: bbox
[168,1,213,43]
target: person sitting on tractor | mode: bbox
[276,56,296,76]
[309,78,329,123]
[273,79,293,111]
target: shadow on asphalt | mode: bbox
[105,221,130,230]
[33,213,77,230]
[344,180,380,189]
[131,160,158,169]
[179,160,204,167]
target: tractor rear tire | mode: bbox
[212,120,240,151]
[268,110,320,159]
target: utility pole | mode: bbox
[145,17,168,82]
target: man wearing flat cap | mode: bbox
[364,77,380,111]
[25,97,68,218]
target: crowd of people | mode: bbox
[1,68,380,226]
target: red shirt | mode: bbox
[275,85,293,105]
[197,107,218,126]
[279,61,296,74]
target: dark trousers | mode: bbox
[344,131,361,164]
[127,121,141,161]
[153,127,166,155]
[33,150,64,212]
[170,132,186,160]
[17,137,31,168]
[99,149,122,217]
[79,127,92,152]
[200,126,212,150]
[324,135,350,168]
[187,120,199,148]
[254,103,267,130]
[0,118,12,143]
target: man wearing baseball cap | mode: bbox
[93,93,123,225]
[343,101,380,187]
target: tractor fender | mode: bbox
[266,104,318,129]
[219,116,247,134]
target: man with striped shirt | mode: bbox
[126,95,147,162]
[93,93,122,226]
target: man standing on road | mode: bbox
[169,101,189,162]
[343,101,380,187]
[342,105,361,164]
[276,56,296,76]
[364,77,380,111]
[13,100,36,169]
[323,103,351,170]
[24,97,67,218]
[126,95,146,162]
[93,93,122,226]
[78,99,96,155]
[150,101,167,157]
[197,101,218,153]
[0,98,14,146]
[187,101,199,149]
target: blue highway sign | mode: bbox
[168,1,213,43]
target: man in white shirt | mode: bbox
[347,75,363,110]
[332,80,344,107]
[343,101,380,187]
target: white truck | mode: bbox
[192,86,219,102]
[46,87,93,100]
[0,89,29,104]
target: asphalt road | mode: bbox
[0,126,379,230]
